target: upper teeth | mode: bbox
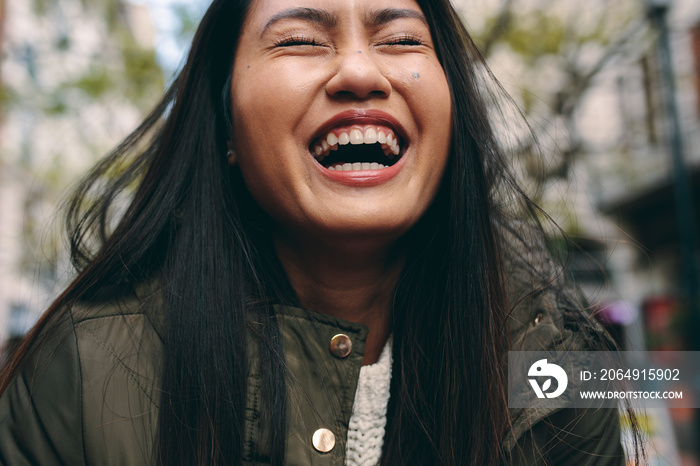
[312,125,401,162]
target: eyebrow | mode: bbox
[261,8,339,36]
[261,7,428,36]
[365,8,428,28]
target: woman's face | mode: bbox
[231,0,452,245]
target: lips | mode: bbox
[308,110,407,172]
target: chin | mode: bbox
[313,214,417,243]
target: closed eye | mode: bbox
[274,35,324,47]
[382,35,425,46]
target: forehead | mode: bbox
[243,0,427,29]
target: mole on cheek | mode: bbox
[412,72,420,79]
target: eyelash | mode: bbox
[274,34,425,48]
[274,35,322,47]
[382,35,424,46]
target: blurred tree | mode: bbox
[0,0,6,121]
[0,0,165,312]
[461,0,647,199]
[27,0,164,116]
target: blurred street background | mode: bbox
[1,0,699,464]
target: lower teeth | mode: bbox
[328,162,387,171]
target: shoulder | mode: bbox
[70,282,164,400]
[0,306,84,465]
[72,283,163,463]
[0,282,164,465]
[71,280,165,339]
[498,223,625,463]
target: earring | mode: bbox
[227,148,237,165]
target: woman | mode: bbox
[0,0,634,464]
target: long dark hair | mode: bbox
[0,0,633,464]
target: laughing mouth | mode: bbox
[310,125,403,171]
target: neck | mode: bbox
[274,235,402,365]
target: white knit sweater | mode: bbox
[345,338,393,466]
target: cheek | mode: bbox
[231,61,327,172]
[230,70,313,220]
[388,57,452,124]
[233,60,322,119]
[408,65,452,197]
[231,67,298,159]
[420,65,452,123]
[409,68,452,154]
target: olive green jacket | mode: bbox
[0,244,625,465]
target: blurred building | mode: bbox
[465,0,700,460]
[0,1,160,351]
[558,0,700,463]
[565,0,700,349]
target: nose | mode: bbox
[325,48,392,100]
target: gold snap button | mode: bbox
[330,334,352,358]
[312,428,336,453]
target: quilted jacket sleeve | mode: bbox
[0,311,86,466]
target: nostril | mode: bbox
[325,55,392,99]
[326,88,390,101]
